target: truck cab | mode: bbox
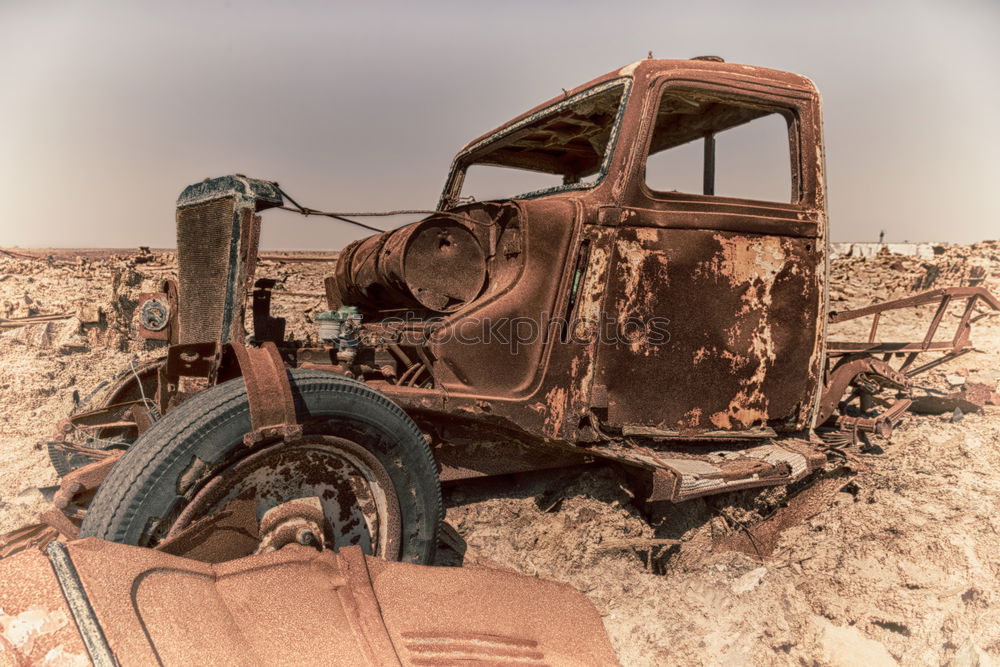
[360,57,827,446]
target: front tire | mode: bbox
[80,369,442,564]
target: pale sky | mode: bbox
[1,0,997,249]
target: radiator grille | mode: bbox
[176,198,255,344]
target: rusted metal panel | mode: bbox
[222,341,300,445]
[0,539,619,665]
[595,228,821,433]
[0,546,91,665]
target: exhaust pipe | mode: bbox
[174,175,282,344]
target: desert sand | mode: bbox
[1,243,997,666]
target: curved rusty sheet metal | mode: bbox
[0,539,619,666]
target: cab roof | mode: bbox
[458,58,818,155]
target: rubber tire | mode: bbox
[80,369,442,564]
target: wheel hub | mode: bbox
[166,436,402,561]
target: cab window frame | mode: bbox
[636,80,806,210]
[440,77,633,209]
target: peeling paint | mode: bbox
[635,228,659,243]
[542,386,569,438]
[681,408,702,427]
[612,237,669,356]
[618,60,642,76]
[0,605,68,656]
[40,645,90,667]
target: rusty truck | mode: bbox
[12,56,996,569]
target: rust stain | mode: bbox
[542,386,569,438]
[705,234,791,428]
[613,237,668,356]
[635,228,659,242]
[681,408,702,427]
[576,239,610,330]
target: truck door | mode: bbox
[594,77,825,435]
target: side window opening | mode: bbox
[644,90,797,203]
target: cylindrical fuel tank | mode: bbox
[335,218,486,312]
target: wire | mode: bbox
[274,185,509,231]
[129,359,150,411]
[276,206,386,233]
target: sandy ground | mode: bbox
[0,244,998,666]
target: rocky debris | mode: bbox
[0,252,178,354]
[910,381,1000,415]
[730,566,767,594]
[74,302,101,325]
[11,487,45,506]
[953,642,998,667]
[815,618,897,667]
[0,243,999,666]
[830,240,1000,304]
[832,241,947,260]
[133,247,155,264]
[4,317,90,354]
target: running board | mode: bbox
[589,438,827,503]
[621,425,778,439]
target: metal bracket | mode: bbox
[137,279,179,343]
[223,341,301,446]
[252,278,286,344]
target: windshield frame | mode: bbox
[438,77,633,209]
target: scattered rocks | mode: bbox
[1,244,998,667]
[14,321,57,348]
[12,487,44,506]
[74,302,101,325]
[953,641,997,667]
[910,383,999,415]
[815,618,897,667]
[731,567,767,594]
[947,374,968,387]
[831,240,1000,303]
